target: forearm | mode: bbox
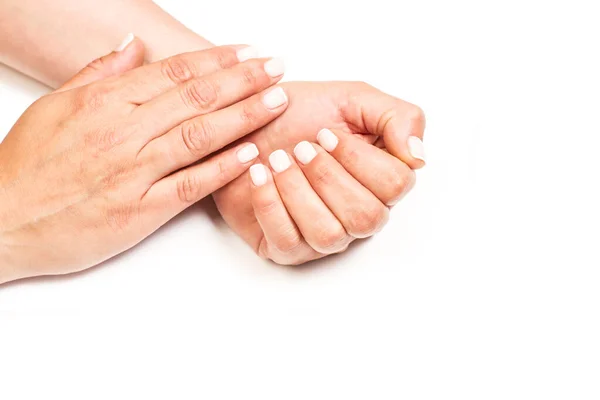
[0,0,214,88]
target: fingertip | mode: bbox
[262,86,288,111]
[316,128,339,152]
[115,33,135,52]
[118,36,146,68]
[236,143,260,164]
[407,136,427,168]
[250,163,269,187]
[264,58,285,78]
[268,149,292,173]
[236,45,260,62]
[293,141,318,165]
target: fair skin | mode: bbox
[215,82,425,264]
[0,0,426,279]
[0,42,288,283]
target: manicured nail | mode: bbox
[237,143,259,163]
[293,141,317,165]
[237,46,259,62]
[407,136,426,163]
[250,164,268,187]
[115,33,135,52]
[262,87,288,110]
[268,149,291,173]
[317,128,339,152]
[264,58,285,77]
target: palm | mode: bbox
[213,81,377,253]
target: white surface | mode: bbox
[1,0,600,398]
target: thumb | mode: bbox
[342,83,426,170]
[56,33,145,93]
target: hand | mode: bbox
[0,40,288,283]
[213,81,425,265]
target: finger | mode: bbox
[249,164,321,265]
[131,57,285,143]
[341,82,427,169]
[267,150,352,254]
[117,45,258,104]
[139,86,288,181]
[316,128,416,206]
[141,142,260,225]
[56,33,145,93]
[292,141,389,238]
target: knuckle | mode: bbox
[214,49,237,69]
[85,56,107,73]
[161,56,194,84]
[314,226,348,253]
[181,78,218,111]
[377,107,398,135]
[254,196,280,217]
[406,104,426,135]
[386,166,416,203]
[214,157,230,187]
[240,66,258,87]
[181,119,215,158]
[74,84,108,113]
[339,146,361,169]
[348,204,389,238]
[176,172,203,204]
[312,163,337,187]
[239,103,260,126]
[271,227,304,254]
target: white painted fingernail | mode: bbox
[293,141,317,165]
[317,128,339,152]
[262,87,288,110]
[115,33,135,52]
[250,164,268,187]
[408,136,426,163]
[264,58,285,77]
[268,149,291,173]
[237,46,259,62]
[237,143,259,163]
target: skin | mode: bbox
[0,0,214,87]
[0,0,427,275]
[214,82,425,264]
[0,43,289,283]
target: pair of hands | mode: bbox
[0,37,425,282]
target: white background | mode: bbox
[1,0,599,398]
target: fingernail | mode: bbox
[407,136,426,163]
[293,141,317,165]
[262,87,288,110]
[115,33,135,52]
[269,149,291,173]
[237,46,259,62]
[250,164,268,187]
[237,143,259,163]
[264,58,285,77]
[317,128,339,152]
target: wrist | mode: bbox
[136,1,215,63]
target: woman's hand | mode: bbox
[213,82,425,265]
[0,39,289,283]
